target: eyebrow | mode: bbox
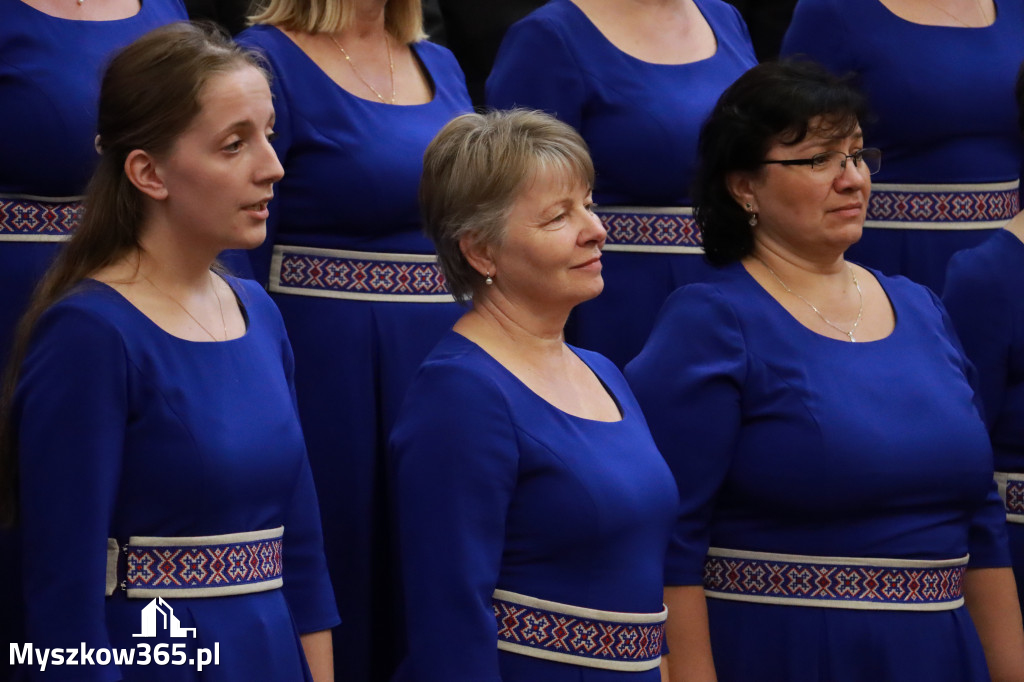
[217,112,277,137]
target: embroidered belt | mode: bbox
[269,244,454,302]
[0,194,84,241]
[995,472,1024,524]
[492,588,665,671]
[105,526,284,598]
[704,547,968,611]
[595,206,703,253]
[865,180,1019,230]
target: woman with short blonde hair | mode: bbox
[392,109,678,680]
[236,1,471,678]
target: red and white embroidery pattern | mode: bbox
[867,186,1019,224]
[596,209,701,249]
[492,596,664,665]
[1005,479,1024,515]
[704,553,965,607]
[277,251,449,297]
[0,197,82,237]
[126,536,283,591]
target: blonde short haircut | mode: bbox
[420,109,595,303]
[249,0,425,43]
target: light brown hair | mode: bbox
[420,109,595,302]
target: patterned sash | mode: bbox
[492,589,665,671]
[995,472,1024,524]
[595,206,702,253]
[865,180,1019,230]
[106,527,283,598]
[269,245,453,302]
[704,547,967,611]
[0,194,84,241]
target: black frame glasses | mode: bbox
[761,148,882,176]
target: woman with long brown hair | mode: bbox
[1,23,337,680]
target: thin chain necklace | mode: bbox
[329,32,396,104]
[924,0,990,27]
[755,256,864,342]
[141,271,227,342]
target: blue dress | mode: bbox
[234,25,472,682]
[390,331,678,681]
[944,228,1024,616]
[0,2,187,672]
[625,264,1010,681]
[14,277,339,681]
[485,0,756,367]
[781,0,1024,294]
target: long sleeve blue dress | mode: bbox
[233,26,472,681]
[0,3,187,668]
[944,228,1024,616]
[14,277,339,681]
[626,264,1011,681]
[781,0,1024,293]
[390,331,678,681]
[486,0,756,367]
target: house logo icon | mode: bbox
[133,597,197,638]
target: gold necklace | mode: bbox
[141,272,227,342]
[924,0,990,27]
[755,257,864,342]
[329,32,396,104]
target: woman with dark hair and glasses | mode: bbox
[944,63,1024,624]
[627,60,1024,681]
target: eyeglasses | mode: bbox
[761,147,882,176]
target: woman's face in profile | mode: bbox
[152,65,284,253]
[748,119,872,259]
[488,164,606,314]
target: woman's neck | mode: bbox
[343,0,388,38]
[455,295,569,360]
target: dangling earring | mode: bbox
[745,202,758,227]
[485,272,493,286]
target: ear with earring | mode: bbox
[745,202,758,227]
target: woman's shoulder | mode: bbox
[947,229,1024,287]
[235,24,303,73]
[504,0,587,41]
[30,281,135,353]
[413,331,506,388]
[220,273,289,334]
[410,39,469,88]
[236,23,286,49]
[695,0,750,28]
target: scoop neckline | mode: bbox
[86,273,251,345]
[265,25,441,108]
[737,261,899,346]
[870,0,999,30]
[15,0,144,23]
[562,0,722,67]
[451,331,626,424]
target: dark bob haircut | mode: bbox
[694,59,870,265]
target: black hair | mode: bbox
[694,58,870,265]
